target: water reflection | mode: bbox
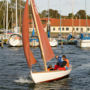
[29,78,72,90]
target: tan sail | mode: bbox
[30,0,55,63]
[22,0,36,67]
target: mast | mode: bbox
[79,15,81,32]
[19,0,21,34]
[85,0,88,34]
[47,0,50,38]
[16,0,18,33]
[31,1,47,71]
[6,0,8,38]
[72,0,74,36]
[48,0,50,24]
[59,0,62,35]
[11,8,14,31]
[3,12,5,29]
[60,13,61,33]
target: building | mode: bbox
[29,18,90,38]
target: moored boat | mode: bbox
[77,37,90,48]
[30,29,39,47]
[49,38,58,47]
[8,34,22,47]
[30,36,39,47]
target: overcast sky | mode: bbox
[0,0,90,15]
[34,0,90,15]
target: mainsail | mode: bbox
[30,0,55,62]
[22,0,36,67]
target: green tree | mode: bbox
[75,10,86,19]
[68,13,73,19]
[40,10,48,18]
[40,9,60,19]
[49,9,60,18]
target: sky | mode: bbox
[34,0,90,15]
[0,0,90,15]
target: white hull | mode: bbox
[49,38,58,47]
[8,34,22,47]
[77,39,90,48]
[31,66,72,83]
[30,41,39,47]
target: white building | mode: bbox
[29,18,90,37]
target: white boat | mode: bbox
[8,0,22,47]
[46,1,58,47]
[77,39,90,48]
[77,0,90,48]
[49,38,58,47]
[22,0,71,84]
[31,66,72,83]
[8,34,22,47]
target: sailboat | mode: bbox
[8,0,22,47]
[77,0,90,48]
[2,0,14,44]
[22,0,72,83]
[30,28,39,47]
[47,0,58,47]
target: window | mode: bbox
[81,28,83,30]
[66,27,69,31]
[53,28,55,31]
[76,28,78,31]
[62,28,64,31]
[87,28,89,31]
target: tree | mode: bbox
[68,13,73,19]
[49,9,60,18]
[75,10,86,19]
[40,9,60,19]
[40,10,48,18]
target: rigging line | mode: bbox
[72,0,74,36]
[35,1,40,14]
[85,0,88,35]
[8,16,12,27]
[48,0,50,23]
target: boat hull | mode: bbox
[77,40,90,48]
[8,34,22,47]
[49,38,58,47]
[30,40,39,47]
[31,66,72,83]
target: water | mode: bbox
[0,45,90,90]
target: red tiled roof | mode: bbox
[29,18,90,28]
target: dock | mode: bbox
[58,39,77,45]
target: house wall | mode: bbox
[50,26,90,33]
[29,26,90,38]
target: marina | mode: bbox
[0,0,90,89]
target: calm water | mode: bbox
[0,45,90,90]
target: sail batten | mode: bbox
[30,0,55,62]
[22,0,36,67]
